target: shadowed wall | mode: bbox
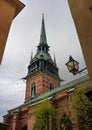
[68,0,92,78]
[0,0,25,63]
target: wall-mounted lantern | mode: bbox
[65,56,87,75]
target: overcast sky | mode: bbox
[0,0,87,121]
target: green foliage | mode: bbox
[34,98,56,118]
[33,98,56,130]
[60,114,72,130]
[33,119,46,130]
[70,86,92,129]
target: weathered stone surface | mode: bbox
[0,0,25,63]
[68,0,92,78]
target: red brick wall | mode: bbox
[25,71,60,101]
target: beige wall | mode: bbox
[68,0,92,78]
[0,0,25,63]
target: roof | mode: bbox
[33,51,53,62]
[8,74,90,112]
[0,122,9,127]
[23,74,90,105]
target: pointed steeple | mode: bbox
[30,51,33,63]
[39,13,47,45]
[54,54,57,66]
[27,14,60,78]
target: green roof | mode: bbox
[34,51,53,61]
[24,74,90,104]
[8,74,89,112]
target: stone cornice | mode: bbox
[6,0,25,19]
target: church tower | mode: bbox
[25,15,61,102]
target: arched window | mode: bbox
[50,83,54,91]
[60,114,72,130]
[31,82,36,98]
[21,125,27,130]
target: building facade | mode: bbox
[68,0,92,101]
[3,15,92,130]
[0,0,25,64]
[68,0,92,78]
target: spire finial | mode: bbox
[39,14,47,45]
[54,53,57,66]
[31,51,33,60]
[30,49,33,63]
[42,13,44,19]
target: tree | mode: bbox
[70,85,92,130]
[33,98,56,130]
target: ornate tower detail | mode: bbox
[25,15,61,102]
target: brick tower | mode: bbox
[25,14,61,102]
[3,15,62,130]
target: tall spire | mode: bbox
[30,51,33,63]
[27,14,60,78]
[39,13,47,45]
[54,54,57,66]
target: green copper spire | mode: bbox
[54,54,57,66]
[39,14,47,45]
[27,14,60,78]
[30,51,33,63]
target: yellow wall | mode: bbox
[68,0,92,78]
[0,0,25,63]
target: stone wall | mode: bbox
[68,0,92,78]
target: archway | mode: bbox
[21,125,27,130]
[60,114,72,130]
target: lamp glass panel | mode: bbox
[67,65,73,71]
[74,61,79,70]
[67,61,74,72]
[68,61,73,67]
